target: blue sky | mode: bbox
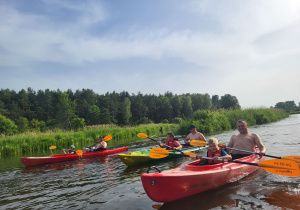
[1,0,300,108]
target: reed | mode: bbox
[178,108,288,135]
[0,123,179,157]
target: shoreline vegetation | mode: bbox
[0,108,288,157]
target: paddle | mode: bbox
[87,134,113,147]
[224,146,300,164]
[149,148,300,176]
[190,140,225,147]
[137,132,174,149]
[49,146,83,156]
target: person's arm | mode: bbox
[198,133,206,142]
[173,141,182,150]
[226,136,234,154]
[157,141,164,148]
[253,133,266,155]
[184,134,191,144]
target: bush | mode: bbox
[0,114,18,135]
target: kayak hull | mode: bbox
[141,154,265,203]
[118,146,208,167]
[20,147,128,166]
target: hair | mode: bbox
[167,133,174,138]
[207,137,218,145]
[237,119,247,124]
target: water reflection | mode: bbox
[1,115,300,209]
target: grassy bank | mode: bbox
[0,108,288,157]
[0,124,179,157]
[177,108,289,135]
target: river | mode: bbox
[1,115,300,210]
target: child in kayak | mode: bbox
[83,136,107,153]
[63,145,76,154]
[197,137,232,164]
[158,133,182,150]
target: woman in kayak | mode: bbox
[197,137,232,164]
[63,145,76,154]
[83,136,107,153]
[158,133,182,150]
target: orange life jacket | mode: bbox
[207,149,222,164]
[165,140,180,150]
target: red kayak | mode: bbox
[21,147,128,166]
[141,153,265,203]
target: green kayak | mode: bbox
[118,145,208,167]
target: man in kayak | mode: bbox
[63,145,76,154]
[227,119,266,159]
[158,133,182,150]
[197,137,232,164]
[83,136,107,153]
[183,124,206,145]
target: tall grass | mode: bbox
[177,108,288,135]
[0,108,288,157]
[0,123,179,157]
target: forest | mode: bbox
[0,88,241,135]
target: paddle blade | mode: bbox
[261,167,300,177]
[76,150,83,156]
[190,140,208,147]
[103,135,112,141]
[49,146,57,150]
[137,132,148,139]
[184,152,197,159]
[281,156,300,164]
[258,159,299,170]
[149,148,169,159]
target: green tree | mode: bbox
[56,92,77,130]
[87,105,101,125]
[0,114,18,135]
[219,94,241,109]
[71,118,86,130]
[15,117,29,133]
[0,100,9,116]
[181,95,193,118]
[171,96,182,118]
[160,97,173,121]
[118,97,132,125]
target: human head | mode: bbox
[189,124,197,133]
[167,133,174,140]
[207,137,219,152]
[236,119,248,134]
[98,136,103,142]
[70,145,75,150]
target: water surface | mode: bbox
[1,115,300,209]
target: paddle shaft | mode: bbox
[226,147,280,159]
[148,137,175,149]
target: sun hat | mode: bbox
[70,145,75,149]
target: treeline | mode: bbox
[0,88,240,135]
[273,100,300,112]
[0,108,288,157]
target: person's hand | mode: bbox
[197,155,202,159]
[212,156,219,161]
[258,151,265,158]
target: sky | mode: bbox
[1,0,300,108]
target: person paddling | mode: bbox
[83,136,107,153]
[158,133,182,150]
[197,137,232,164]
[184,124,206,146]
[63,145,76,154]
[227,119,266,160]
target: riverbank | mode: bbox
[0,108,288,157]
